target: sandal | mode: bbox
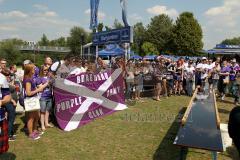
[46,124,54,128]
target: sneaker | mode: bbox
[221,95,225,101]
[29,133,40,140]
[8,136,16,141]
[33,130,44,136]
[38,131,44,136]
[46,124,54,128]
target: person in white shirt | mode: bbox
[50,55,71,78]
[196,57,208,91]
[207,59,215,92]
[69,58,86,75]
[184,60,195,96]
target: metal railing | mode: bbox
[17,45,71,53]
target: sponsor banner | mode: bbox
[216,44,240,49]
[92,26,133,45]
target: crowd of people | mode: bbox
[0,54,240,154]
[0,57,54,144]
[124,56,240,103]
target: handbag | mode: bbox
[166,74,173,80]
[154,74,162,82]
[223,76,230,84]
[24,96,40,112]
[143,73,152,81]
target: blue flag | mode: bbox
[120,0,129,27]
[90,0,100,30]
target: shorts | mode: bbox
[208,78,213,84]
[40,98,53,113]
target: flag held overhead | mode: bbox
[90,0,100,30]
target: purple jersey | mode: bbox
[34,67,40,78]
[38,76,52,99]
[23,78,37,97]
[221,66,231,73]
[233,64,240,71]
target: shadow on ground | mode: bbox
[13,123,20,134]
[218,108,231,114]
[217,99,234,105]
[153,108,187,160]
[226,146,240,160]
[0,152,16,160]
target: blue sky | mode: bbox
[0,0,239,49]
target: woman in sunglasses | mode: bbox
[38,66,53,131]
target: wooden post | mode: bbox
[181,88,198,125]
[213,90,221,129]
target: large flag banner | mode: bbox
[54,68,127,131]
[120,0,129,27]
[90,0,100,30]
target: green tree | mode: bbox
[97,23,104,32]
[105,25,112,31]
[146,14,173,54]
[38,34,49,46]
[0,40,20,65]
[132,22,146,55]
[67,26,88,55]
[221,37,240,45]
[172,12,203,55]
[55,37,67,46]
[141,42,159,56]
[113,19,123,29]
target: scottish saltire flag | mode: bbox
[120,0,129,26]
[54,68,127,131]
[90,0,100,30]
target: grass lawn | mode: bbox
[0,96,239,160]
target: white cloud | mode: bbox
[203,0,240,49]
[129,13,142,21]
[205,0,240,17]
[33,4,48,11]
[33,11,58,18]
[205,0,240,27]
[146,5,178,18]
[44,11,57,17]
[0,25,18,31]
[0,10,28,18]
[0,9,80,41]
[84,9,106,20]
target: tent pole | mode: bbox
[125,43,128,62]
[128,43,131,60]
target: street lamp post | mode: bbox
[33,44,39,63]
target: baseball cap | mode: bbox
[23,60,32,65]
[202,57,207,60]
